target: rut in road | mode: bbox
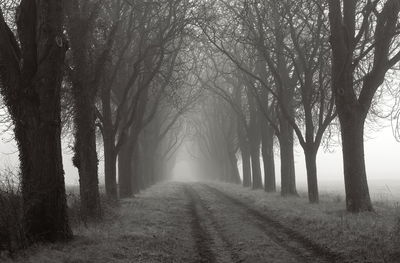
[185,185,241,263]
[203,184,342,263]
[185,186,218,263]
[185,183,341,263]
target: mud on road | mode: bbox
[184,183,340,263]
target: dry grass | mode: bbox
[0,168,25,254]
[2,180,400,262]
[0,182,197,263]
[212,182,400,263]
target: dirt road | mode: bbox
[183,183,337,263]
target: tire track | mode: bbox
[185,184,241,263]
[202,184,342,263]
[184,185,217,263]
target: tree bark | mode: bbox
[261,120,276,192]
[340,112,373,212]
[304,146,319,203]
[131,145,141,194]
[102,85,117,199]
[279,116,297,196]
[241,148,252,187]
[104,137,117,199]
[0,0,73,242]
[240,142,252,187]
[247,90,262,189]
[72,86,102,213]
[118,139,134,198]
[68,9,102,213]
[249,133,262,189]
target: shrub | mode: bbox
[0,168,25,254]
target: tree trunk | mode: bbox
[228,150,241,184]
[104,137,117,199]
[340,113,373,212]
[20,115,73,242]
[249,135,262,189]
[279,116,297,196]
[241,145,252,187]
[304,146,318,203]
[102,85,117,199]
[247,90,262,189]
[69,23,102,213]
[0,0,73,242]
[131,145,141,194]
[72,87,102,214]
[118,140,134,198]
[238,124,251,187]
[261,120,276,192]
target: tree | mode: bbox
[329,0,400,212]
[0,0,72,242]
[205,0,337,202]
[95,0,195,198]
[65,0,119,214]
[200,0,297,195]
[247,0,336,202]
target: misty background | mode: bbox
[1,118,398,194]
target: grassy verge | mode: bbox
[212,182,400,263]
[0,183,196,263]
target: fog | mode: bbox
[0,121,398,189]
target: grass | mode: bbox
[2,179,400,262]
[0,169,24,254]
[0,183,197,263]
[212,182,400,263]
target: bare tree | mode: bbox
[329,0,400,212]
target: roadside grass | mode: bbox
[212,182,400,263]
[0,169,24,254]
[0,183,196,263]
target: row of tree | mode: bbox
[188,0,400,213]
[0,0,400,247]
[0,0,199,245]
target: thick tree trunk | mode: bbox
[304,146,318,203]
[279,116,297,196]
[0,0,73,242]
[73,89,102,213]
[19,115,72,242]
[70,25,102,213]
[261,120,276,192]
[340,113,373,212]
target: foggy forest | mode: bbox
[1,0,400,262]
